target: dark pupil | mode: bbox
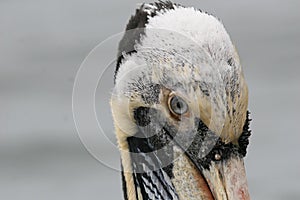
[176,101,183,109]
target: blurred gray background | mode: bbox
[1,0,299,199]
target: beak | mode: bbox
[201,156,250,200]
[172,117,251,200]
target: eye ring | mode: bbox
[168,93,189,117]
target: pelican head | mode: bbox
[111,1,251,199]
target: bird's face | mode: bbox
[111,5,251,200]
[112,56,250,199]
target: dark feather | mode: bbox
[115,1,179,81]
[128,136,179,200]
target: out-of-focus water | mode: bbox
[1,0,299,199]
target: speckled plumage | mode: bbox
[111,2,251,200]
[114,3,248,142]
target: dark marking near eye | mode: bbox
[130,81,160,104]
[129,107,176,178]
[184,112,252,170]
[133,107,251,175]
[133,107,152,127]
[141,84,160,104]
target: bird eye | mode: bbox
[168,94,189,116]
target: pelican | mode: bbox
[111,1,251,199]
